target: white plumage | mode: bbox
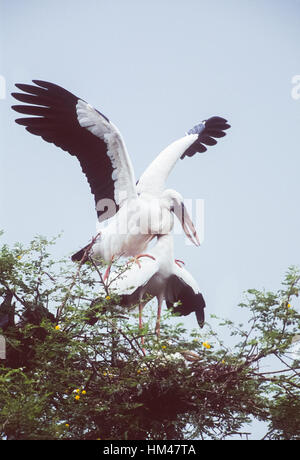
[12,80,230,265]
[76,99,137,209]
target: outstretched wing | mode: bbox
[166,264,206,328]
[11,80,137,222]
[137,116,230,196]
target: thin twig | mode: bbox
[104,315,145,358]
[56,233,100,321]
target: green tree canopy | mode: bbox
[0,235,299,440]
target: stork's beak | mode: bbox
[172,202,200,247]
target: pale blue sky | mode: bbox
[1,0,300,439]
[1,0,300,312]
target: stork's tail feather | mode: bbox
[71,244,90,263]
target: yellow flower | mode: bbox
[137,369,141,374]
[162,345,167,349]
[106,295,111,300]
[81,390,86,395]
[287,303,292,309]
[75,388,80,393]
[55,325,60,330]
[103,372,107,376]
[202,341,211,349]
[75,395,80,400]
[65,423,69,428]
[17,255,22,260]
[221,359,226,364]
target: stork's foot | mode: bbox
[175,259,185,268]
[129,253,156,269]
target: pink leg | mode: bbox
[155,298,163,337]
[103,256,114,281]
[139,303,146,356]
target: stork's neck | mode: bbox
[137,135,198,196]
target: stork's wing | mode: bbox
[137,116,230,196]
[11,80,137,222]
[166,264,206,328]
[109,257,159,307]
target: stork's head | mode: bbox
[161,189,200,247]
[166,288,206,329]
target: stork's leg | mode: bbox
[103,256,114,282]
[155,298,163,338]
[139,303,146,356]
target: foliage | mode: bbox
[0,235,299,440]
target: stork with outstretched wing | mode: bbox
[12,80,230,270]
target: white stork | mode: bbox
[11,80,230,266]
[91,233,206,353]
